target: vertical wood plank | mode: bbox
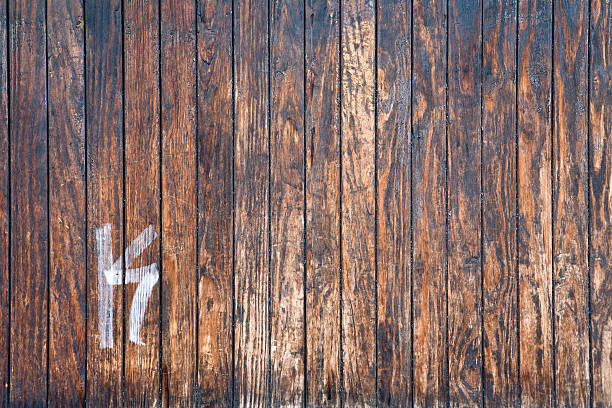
[85,0,124,405]
[123,0,160,405]
[0,0,8,403]
[9,0,48,403]
[234,0,270,404]
[196,0,233,405]
[481,0,518,405]
[517,0,554,405]
[47,0,86,403]
[376,0,411,405]
[447,0,482,406]
[552,0,590,406]
[340,0,376,404]
[160,0,197,404]
[269,0,305,405]
[412,0,448,405]
[590,0,612,406]
[305,0,341,405]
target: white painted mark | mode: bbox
[96,224,159,348]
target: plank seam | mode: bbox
[45,0,51,403]
[409,1,415,405]
[338,0,344,404]
[157,0,163,404]
[514,0,521,404]
[194,0,200,403]
[120,0,127,404]
[550,0,557,405]
[83,0,89,402]
[373,0,379,404]
[230,0,236,404]
[267,0,272,404]
[479,0,485,406]
[586,1,594,406]
[4,0,8,401]
[302,0,308,405]
[444,0,450,404]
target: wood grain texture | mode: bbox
[234,0,270,405]
[481,0,518,406]
[47,0,86,403]
[376,0,411,405]
[270,0,305,405]
[305,0,341,405]
[0,0,8,404]
[124,0,160,404]
[9,0,48,403]
[517,0,554,406]
[196,0,232,405]
[590,1,612,406]
[552,0,589,406]
[447,0,482,406]
[412,0,448,405]
[340,0,376,405]
[160,0,197,404]
[85,0,124,405]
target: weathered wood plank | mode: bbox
[376,0,411,405]
[270,0,305,405]
[590,1,612,406]
[340,0,376,405]
[305,0,341,405]
[9,0,48,403]
[85,0,124,405]
[124,0,160,404]
[47,0,86,403]
[481,0,518,405]
[160,0,197,404]
[447,0,482,406]
[412,0,448,405]
[196,0,232,405]
[517,0,554,406]
[0,0,8,403]
[552,0,590,406]
[234,0,270,405]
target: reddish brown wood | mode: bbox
[160,0,197,404]
[341,0,376,405]
[305,0,342,405]
[85,0,124,405]
[412,0,448,406]
[124,0,160,404]
[376,0,411,405]
[447,0,483,406]
[47,0,86,403]
[552,0,590,406]
[9,0,49,404]
[590,1,612,406]
[517,0,554,406]
[196,0,233,406]
[481,0,518,406]
[234,0,270,404]
[269,0,305,405]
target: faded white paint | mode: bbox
[96,224,159,348]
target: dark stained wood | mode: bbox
[447,0,482,406]
[85,0,124,405]
[9,0,48,404]
[552,0,590,406]
[411,0,448,405]
[481,0,518,406]
[376,0,411,405]
[305,0,341,405]
[517,0,554,406]
[0,0,8,404]
[340,0,376,405]
[196,0,232,406]
[590,1,612,406]
[270,0,305,405]
[160,0,197,405]
[234,0,270,404]
[47,0,86,403]
[124,0,160,404]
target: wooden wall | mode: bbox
[0,0,610,406]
